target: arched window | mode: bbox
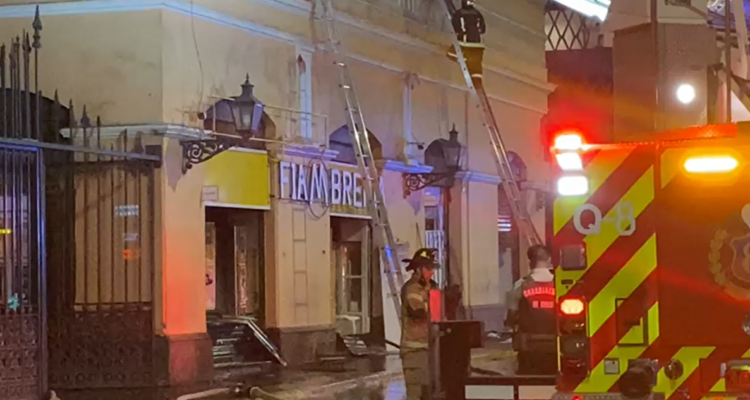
[202,101,275,151]
[506,151,527,182]
[328,125,382,165]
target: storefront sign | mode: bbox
[203,149,270,209]
[279,161,372,217]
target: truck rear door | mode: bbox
[656,141,750,348]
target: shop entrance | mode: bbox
[205,207,264,322]
[331,217,373,336]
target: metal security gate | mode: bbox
[0,146,42,399]
[0,10,161,400]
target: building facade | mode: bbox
[0,0,551,397]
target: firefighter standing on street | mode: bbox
[504,244,557,375]
[400,248,439,400]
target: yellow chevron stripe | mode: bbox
[655,347,715,398]
[585,166,654,266]
[553,147,634,234]
[575,302,660,393]
[707,348,750,393]
[710,377,726,393]
[588,234,657,336]
[556,164,654,298]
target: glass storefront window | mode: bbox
[332,218,371,335]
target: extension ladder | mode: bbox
[316,0,405,324]
[438,0,543,247]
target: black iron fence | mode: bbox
[0,8,161,400]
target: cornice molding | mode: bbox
[60,123,206,140]
[281,144,339,160]
[456,171,501,185]
[454,171,551,191]
[376,159,433,174]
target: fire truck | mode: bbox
[548,123,750,400]
[432,123,750,400]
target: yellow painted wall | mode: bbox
[0,11,163,124]
[0,0,552,336]
[160,11,297,129]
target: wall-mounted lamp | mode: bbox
[402,125,463,197]
[181,74,266,173]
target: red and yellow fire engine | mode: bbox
[550,123,750,400]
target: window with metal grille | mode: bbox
[545,1,602,51]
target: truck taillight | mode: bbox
[556,175,589,196]
[560,298,585,315]
[555,152,583,171]
[552,132,585,172]
[559,295,589,380]
[553,133,585,151]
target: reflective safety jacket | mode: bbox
[517,279,556,351]
[400,276,437,351]
[451,6,486,44]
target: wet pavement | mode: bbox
[230,345,519,400]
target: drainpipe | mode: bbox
[652,0,660,130]
[726,0,733,122]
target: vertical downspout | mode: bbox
[726,0,733,122]
[463,91,472,319]
[731,0,748,79]
[652,0,660,130]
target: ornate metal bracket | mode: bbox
[402,171,456,197]
[181,140,234,174]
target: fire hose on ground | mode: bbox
[247,387,285,400]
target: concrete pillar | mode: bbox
[448,177,502,332]
[155,137,213,390]
[611,5,717,138]
[266,151,336,366]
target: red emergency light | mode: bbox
[560,297,585,316]
[553,131,585,151]
[429,289,442,322]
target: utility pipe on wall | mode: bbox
[726,0,733,122]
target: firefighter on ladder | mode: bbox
[447,0,486,86]
[504,244,557,375]
[400,248,439,400]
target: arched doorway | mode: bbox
[499,151,527,284]
[327,125,382,338]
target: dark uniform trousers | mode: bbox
[401,347,429,400]
[400,276,435,400]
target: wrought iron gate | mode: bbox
[0,9,161,400]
